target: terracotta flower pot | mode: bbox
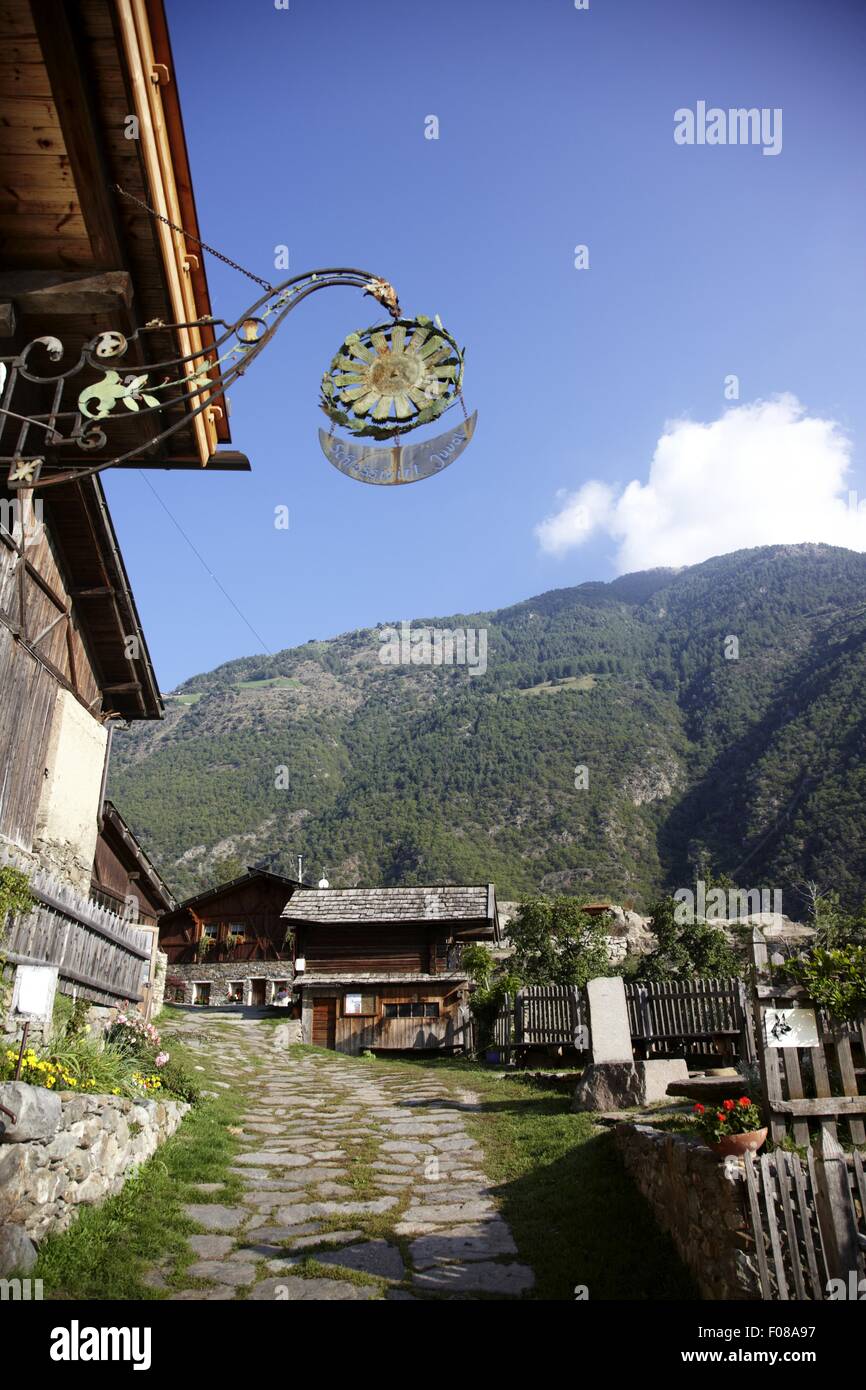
[710,1127,768,1158]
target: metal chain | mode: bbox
[111,183,275,293]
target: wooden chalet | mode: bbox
[157,868,300,1007]
[91,798,175,925]
[282,884,500,1053]
[0,1,251,1019]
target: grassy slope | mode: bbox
[33,1028,248,1301]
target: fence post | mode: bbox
[750,926,787,1144]
[813,1128,860,1286]
[514,989,524,1049]
[738,978,757,1066]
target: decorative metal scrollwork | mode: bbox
[1,267,475,490]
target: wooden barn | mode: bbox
[0,0,250,1020]
[282,884,500,1053]
[157,868,300,1007]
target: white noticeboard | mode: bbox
[344,994,362,1016]
[764,1006,820,1049]
[12,963,59,1021]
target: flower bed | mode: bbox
[0,1002,197,1104]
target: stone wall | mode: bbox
[165,960,292,1007]
[150,949,168,1017]
[614,1122,761,1299]
[0,1080,188,1273]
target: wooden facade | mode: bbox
[0,2,252,1017]
[157,869,299,965]
[283,884,499,1053]
[91,798,175,925]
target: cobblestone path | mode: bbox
[151,1017,534,1301]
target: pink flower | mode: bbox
[155,1052,169,1067]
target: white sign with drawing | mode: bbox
[764,1006,820,1049]
[12,963,59,1021]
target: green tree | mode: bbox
[507,896,610,987]
[788,944,866,1023]
[461,943,521,1054]
[638,895,742,980]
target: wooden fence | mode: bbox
[1,848,154,1007]
[472,984,587,1055]
[626,977,753,1064]
[477,978,751,1060]
[750,926,866,1147]
[744,1134,866,1299]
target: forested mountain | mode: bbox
[110,544,866,911]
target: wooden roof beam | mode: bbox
[115,0,218,466]
[28,0,127,271]
[0,270,134,316]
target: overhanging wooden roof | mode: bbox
[0,0,251,475]
[43,472,163,717]
[283,884,498,927]
[99,797,176,910]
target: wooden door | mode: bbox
[251,978,266,1006]
[312,996,337,1049]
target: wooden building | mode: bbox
[91,798,176,925]
[282,884,500,1053]
[157,869,300,1007]
[0,1,250,1019]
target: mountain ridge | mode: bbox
[111,543,866,909]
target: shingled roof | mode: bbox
[282,884,496,925]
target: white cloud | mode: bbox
[534,394,866,572]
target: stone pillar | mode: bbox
[585,976,632,1062]
[572,975,688,1111]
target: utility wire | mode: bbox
[136,469,273,659]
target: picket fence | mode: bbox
[1,846,154,1006]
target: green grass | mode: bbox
[367,1054,698,1301]
[33,1034,248,1301]
[516,674,598,697]
[235,676,300,690]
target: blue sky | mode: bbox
[103,0,866,690]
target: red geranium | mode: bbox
[693,1094,764,1146]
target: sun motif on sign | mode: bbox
[320,315,465,441]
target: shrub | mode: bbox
[638,895,742,981]
[788,944,866,1024]
[0,865,34,946]
[156,1059,202,1104]
[506,896,610,987]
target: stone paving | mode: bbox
[149,1015,534,1301]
